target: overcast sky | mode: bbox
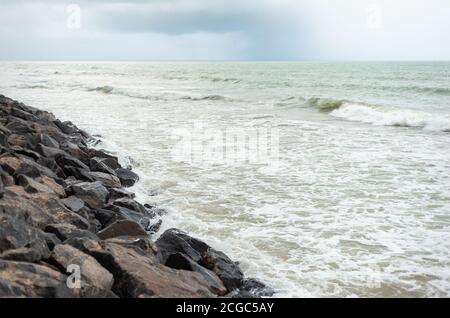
[1,0,449,60]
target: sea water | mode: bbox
[1,61,450,297]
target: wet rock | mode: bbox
[71,181,108,209]
[61,165,94,182]
[50,244,114,290]
[45,223,98,241]
[88,171,121,188]
[156,229,244,292]
[97,220,148,240]
[113,197,149,215]
[0,260,75,297]
[90,157,117,175]
[164,253,227,296]
[238,278,275,297]
[108,187,135,201]
[115,168,139,187]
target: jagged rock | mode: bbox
[102,204,153,229]
[0,177,4,199]
[38,133,60,149]
[7,134,27,147]
[5,116,34,134]
[36,176,66,197]
[90,157,117,175]
[0,167,14,187]
[79,285,118,298]
[97,220,148,240]
[61,165,94,182]
[108,187,135,201]
[61,196,85,213]
[0,215,50,262]
[73,241,214,298]
[238,278,275,297]
[71,181,108,209]
[50,244,114,291]
[13,163,42,178]
[163,252,227,296]
[88,171,121,188]
[0,154,23,174]
[14,174,57,195]
[115,168,139,187]
[0,260,75,297]
[113,197,149,215]
[55,153,89,171]
[156,229,244,292]
[10,145,41,161]
[11,107,39,122]
[36,143,66,158]
[0,188,90,230]
[45,223,98,241]
[60,140,88,162]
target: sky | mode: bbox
[0,0,449,60]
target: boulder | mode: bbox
[0,260,75,297]
[71,181,108,209]
[115,168,139,187]
[45,223,98,241]
[90,157,117,175]
[0,215,50,262]
[0,154,23,174]
[156,229,244,292]
[13,163,42,178]
[88,171,121,188]
[97,220,148,240]
[61,196,85,213]
[36,176,66,197]
[36,143,66,158]
[14,174,56,194]
[75,241,215,298]
[50,244,114,290]
[55,153,89,171]
[108,187,135,201]
[38,133,60,149]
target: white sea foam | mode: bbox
[330,102,450,132]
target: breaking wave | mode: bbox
[330,102,450,132]
[88,85,114,94]
[86,85,164,101]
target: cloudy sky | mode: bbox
[1,0,449,60]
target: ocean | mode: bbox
[1,61,449,297]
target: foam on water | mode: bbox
[1,61,450,297]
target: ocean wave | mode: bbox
[200,76,241,84]
[86,85,164,101]
[330,102,450,132]
[181,94,227,101]
[88,85,114,94]
[14,84,50,90]
[305,97,347,111]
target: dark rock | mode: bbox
[36,143,66,158]
[238,278,275,297]
[35,176,66,197]
[0,167,14,187]
[97,220,148,240]
[61,196,85,213]
[71,181,108,209]
[164,253,227,296]
[92,208,122,229]
[147,219,162,234]
[38,133,60,149]
[10,145,41,161]
[108,187,135,201]
[61,165,94,182]
[88,171,121,188]
[0,260,76,297]
[75,240,215,298]
[115,168,139,187]
[50,244,114,290]
[102,204,153,229]
[156,229,244,292]
[13,163,42,178]
[0,215,50,262]
[11,107,39,122]
[45,223,98,241]
[113,197,149,215]
[90,157,117,175]
[14,174,57,195]
[5,117,34,134]
[79,285,119,298]
[55,153,89,171]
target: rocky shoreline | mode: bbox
[0,94,274,298]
